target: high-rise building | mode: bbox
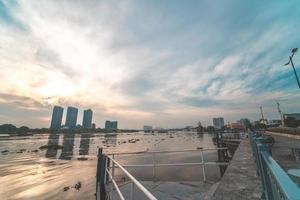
[50,106,64,130]
[213,117,225,129]
[105,120,111,129]
[105,120,118,131]
[82,109,93,129]
[110,121,118,130]
[65,106,78,129]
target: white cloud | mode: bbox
[214,56,240,76]
[1,0,300,128]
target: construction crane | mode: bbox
[275,100,284,126]
[260,106,267,125]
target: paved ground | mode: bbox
[211,139,262,200]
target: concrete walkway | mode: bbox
[211,139,262,200]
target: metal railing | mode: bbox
[96,147,229,200]
[96,148,158,200]
[107,156,157,200]
[249,131,300,200]
[107,148,229,182]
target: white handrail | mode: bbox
[106,169,125,200]
[107,161,229,169]
[108,156,158,200]
[107,147,227,155]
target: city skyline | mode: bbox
[1,1,300,129]
[50,106,94,129]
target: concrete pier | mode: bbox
[211,139,262,200]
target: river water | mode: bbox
[0,131,223,200]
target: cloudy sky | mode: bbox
[1,0,300,129]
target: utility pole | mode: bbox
[284,48,300,89]
[275,100,284,126]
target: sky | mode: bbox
[1,0,300,129]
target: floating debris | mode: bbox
[1,150,9,154]
[63,186,70,192]
[77,157,88,161]
[31,149,39,153]
[16,149,27,153]
[74,182,82,191]
[39,144,63,150]
[128,139,139,143]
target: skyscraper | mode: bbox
[110,121,118,130]
[65,106,78,129]
[105,120,111,129]
[82,109,93,129]
[213,117,225,129]
[50,106,64,130]
[105,120,118,131]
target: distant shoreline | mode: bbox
[0,131,136,135]
[0,124,140,136]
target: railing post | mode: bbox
[130,182,135,200]
[112,154,115,180]
[106,157,110,183]
[96,148,102,200]
[96,148,107,200]
[152,152,155,180]
[111,154,115,200]
[201,150,206,182]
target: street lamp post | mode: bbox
[284,48,300,89]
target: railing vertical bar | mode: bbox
[152,152,155,180]
[96,148,106,200]
[111,154,114,200]
[108,156,157,200]
[96,149,107,200]
[201,150,206,182]
[112,154,115,180]
[106,156,110,183]
[106,169,125,200]
[130,182,135,200]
